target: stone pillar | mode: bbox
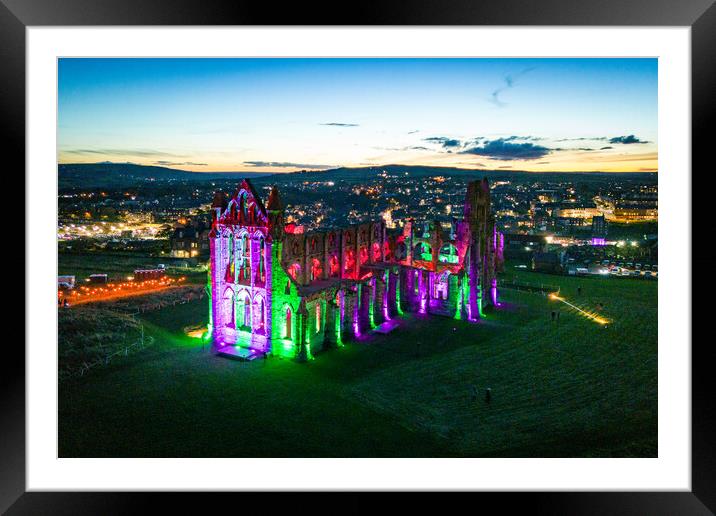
[426,271,435,314]
[418,269,427,314]
[374,273,387,325]
[342,288,359,340]
[296,301,311,361]
[324,298,338,347]
[447,273,459,316]
[359,282,372,330]
[387,270,398,317]
[468,245,480,322]
[401,268,414,313]
[210,234,221,349]
[460,272,469,321]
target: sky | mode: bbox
[58,58,658,173]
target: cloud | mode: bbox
[242,161,333,170]
[63,149,109,155]
[609,134,648,144]
[423,136,463,149]
[407,130,420,134]
[600,146,613,150]
[501,135,545,142]
[372,146,403,151]
[320,122,359,127]
[405,146,432,151]
[153,161,208,167]
[555,137,608,142]
[461,138,551,161]
[63,148,186,158]
[489,67,536,107]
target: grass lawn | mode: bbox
[58,268,656,457]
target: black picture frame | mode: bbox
[4,0,714,513]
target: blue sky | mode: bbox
[58,58,658,172]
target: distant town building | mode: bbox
[532,251,565,274]
[170,216,211,258]
[89,274,108,284]
[133,269,166,281]
[555,216,591,230]
[553,204,601,220]
[591,215,608,245]
[503,233,546,259]
[607,201,658,223]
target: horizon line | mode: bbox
[57,161,658,174]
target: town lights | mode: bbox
[59,276,183,303]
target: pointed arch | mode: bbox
[315,301,322,333]
[253,292,267,334]
[284,304,293,340]
[258,234,266,283]
[310,257,322,281]
[238,190,249,222]
[222,287,236,329]
[236,289,251,329]
[329,254,340,277]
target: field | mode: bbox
[58,267,657,457]
[58,251,207,283]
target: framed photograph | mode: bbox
[6,0,714,512]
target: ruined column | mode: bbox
[359,281,372,330]
[387,270,398,317]
[296,301,312,361]
[402,268,416,313]
[468,245,480,322]
[373,275,386,326]
[342,287,360,340]
[447,273,459,316]
[324,298,338,348]
[418,269,427,315]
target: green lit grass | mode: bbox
[348,270,657,457]
[58,270,656,457]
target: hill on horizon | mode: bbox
[58,162,657,190]
[58,163,276,189]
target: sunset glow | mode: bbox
[58,58,657,173]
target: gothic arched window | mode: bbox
[258,236,266,282]
[285,307,292,340]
